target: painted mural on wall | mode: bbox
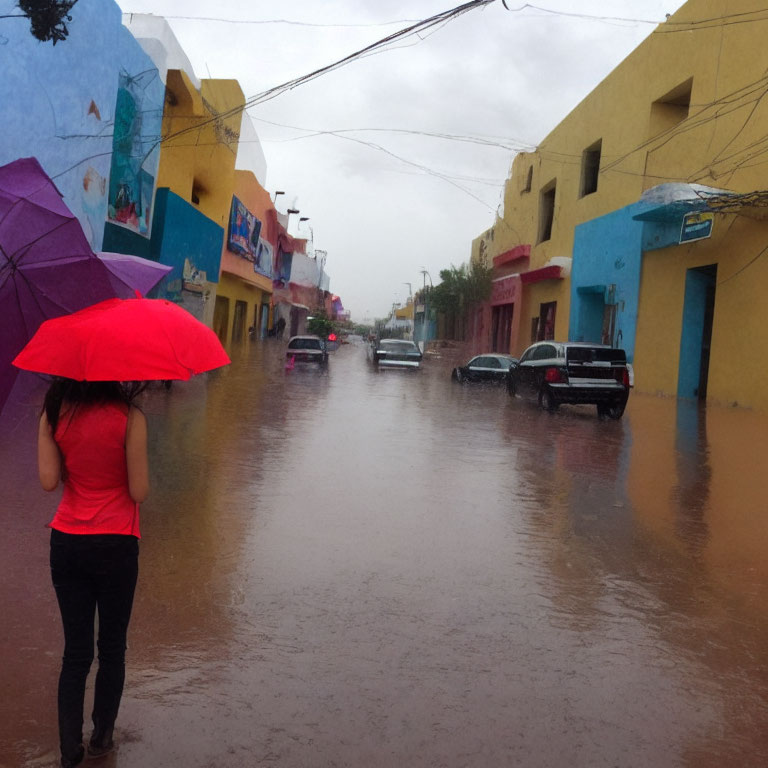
[274,250,292,286]
[227,195,264,257]
[107,69,162,236]
[254,237,273,279]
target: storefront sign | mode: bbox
[680,211,714,244]
[491,275,518,306]
[228,196,263,260]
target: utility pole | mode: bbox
[419,268,432,352]
[403,282,413,340]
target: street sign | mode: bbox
[680,211,714,244]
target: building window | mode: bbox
[538,181,556,243]
[649,78,692,139]
[191,178,205,206]
[521,165,533,193]
[538,301,556,341]
[580,139,601,197]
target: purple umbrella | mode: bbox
[0,157,133,412]
[97,252,172,298]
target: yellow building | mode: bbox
[481,0,768,410]
[157,72,245,327]
[214,171,275,346]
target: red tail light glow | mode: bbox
[545,367,566,384]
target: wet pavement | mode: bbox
[2,339,768,768]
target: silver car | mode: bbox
[370,339,422,368]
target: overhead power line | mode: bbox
[123,13,422,28]
[158,0,497,147]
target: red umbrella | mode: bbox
[12,296,230,381]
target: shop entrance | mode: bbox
[678,264,717,400]
[212,295,230,345]
[232,300,247,343]
[491,303,513,353]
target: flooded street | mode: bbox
[2,339,768,768]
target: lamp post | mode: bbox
[272,190,285,202]
[419,268,432,351]
[403,282,413,340]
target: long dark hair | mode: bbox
[43,378,146,433]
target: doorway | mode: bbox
[232,300,247,343]
[677,264,717,400]
[212,296,230,345]
[491,303,513,353]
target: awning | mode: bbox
[493,244,530,270]
[519,265,564,284]
[632,182,735,223]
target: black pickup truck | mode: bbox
[507,341,630,419]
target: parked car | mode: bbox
[507,341,630,419]
[286,335,328,364]
[370,338,422,368]
[452,353,518,384]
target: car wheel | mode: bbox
[507,377,517,397]
[539,387,558,411]
[455,368,464,383]
[597,401,626,419]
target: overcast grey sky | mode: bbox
[120,0,688,321]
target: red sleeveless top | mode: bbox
[50,401,140,538]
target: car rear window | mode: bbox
[289,338,321,350]
[381,341,417,352]
[567,346,626,364]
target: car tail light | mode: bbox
[615,367,630,387]
[545,367,566,384]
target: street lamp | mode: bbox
[272,190,285,202]
[419,268,433,350]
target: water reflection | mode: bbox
[673,401,711,552]
[2,344,768,766]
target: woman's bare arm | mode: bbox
[38,412,62,491]
[126,407,149,503]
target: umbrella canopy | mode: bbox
[13,296,231,382]
[0,157,133,411]
[97,252,172,297]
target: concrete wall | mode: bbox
[570,204,647,361]
[480,0,768,407]
[0,0,163,250]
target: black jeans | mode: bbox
[50,529,139,761]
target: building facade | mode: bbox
[1,0,164,251]
[473,0,768,410]
[103,15,245,327]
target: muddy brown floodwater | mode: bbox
[2,339,768,768]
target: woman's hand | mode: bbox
[38,412,62,491]
[126,407,150,503]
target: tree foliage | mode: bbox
[307,309,334,338]
[428,260,492,317]
[17,0,78,44]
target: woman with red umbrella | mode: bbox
[38,378,148,768]
[15,294,231,768]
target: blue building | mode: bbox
[0,0,163,251]
[569,184,726,384]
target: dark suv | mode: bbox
[507,341,630,419]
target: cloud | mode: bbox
[120,0,685,318]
